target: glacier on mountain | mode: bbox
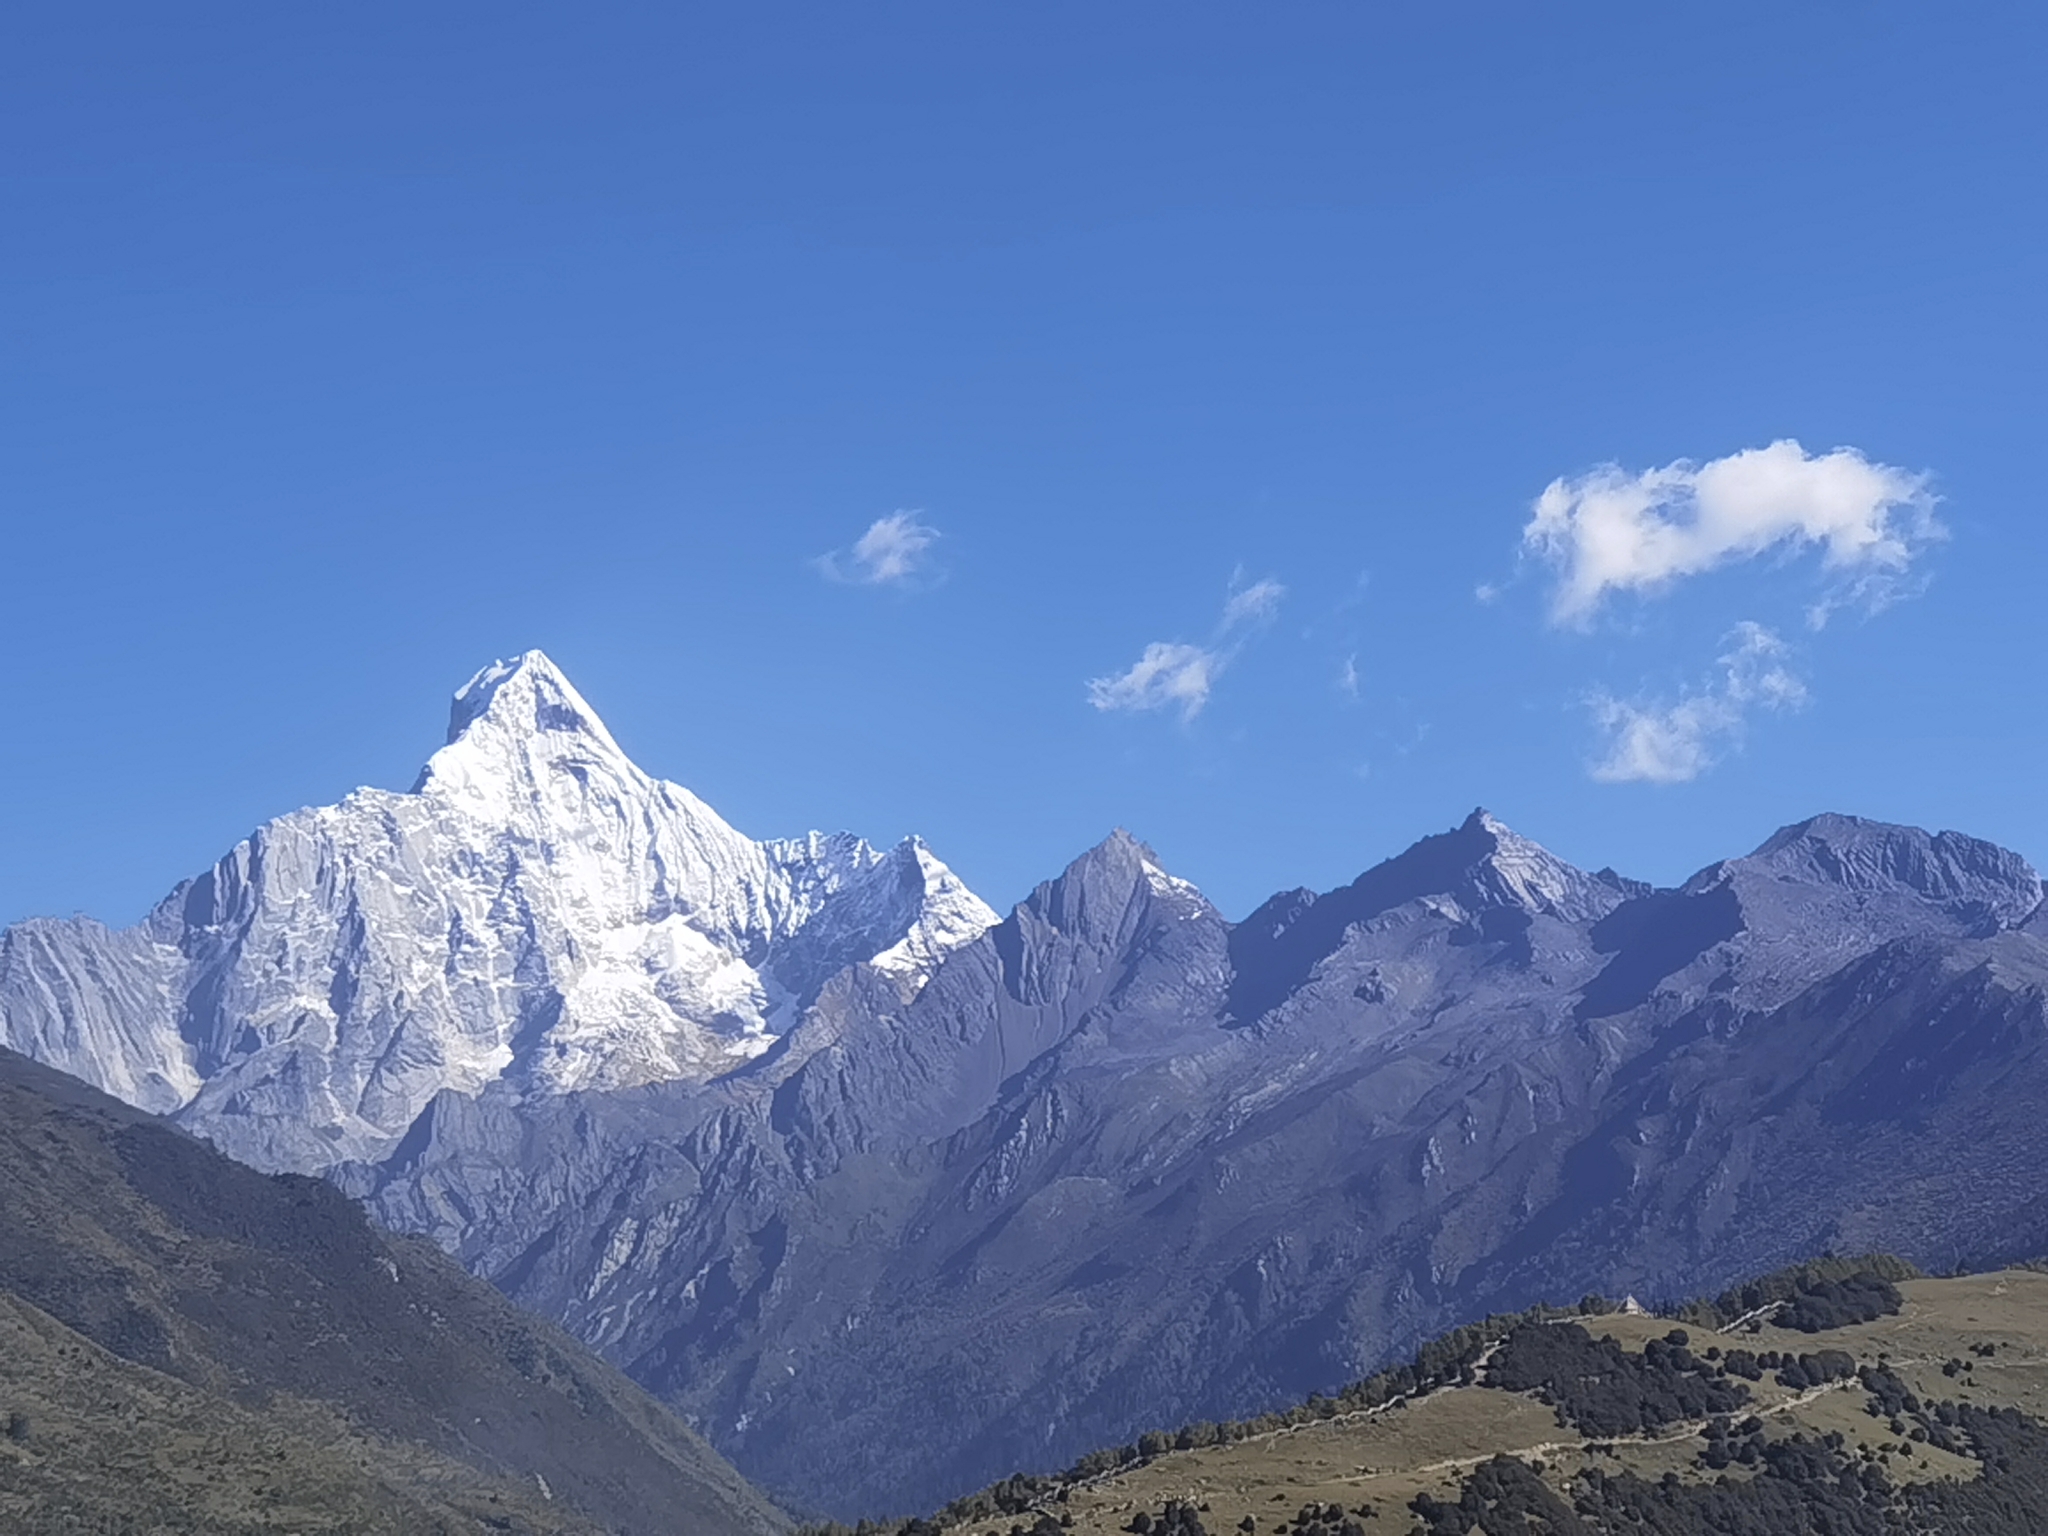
[0,651,995,1169]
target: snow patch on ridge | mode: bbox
[1459,808,1624,924]
[1141,856,1213,918]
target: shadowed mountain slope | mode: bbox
[0,1045,786,1536]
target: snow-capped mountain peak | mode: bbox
[0,651,996,1171]
[448,647,608,742]
[868,836,1006,978]
[419,648,657,811]
[411,649,776,951]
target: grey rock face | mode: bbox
[1748,812,2041,923]
[0,916,187,1114]
[10,654,2048,1520]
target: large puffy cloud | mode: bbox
[1589,622,1808,784]
[1524,440,1938,626]
[816,511,940,586]
[1088,576,1285,722]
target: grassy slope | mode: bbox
[991,1271,2048,1534]
[0,1046,788,1536]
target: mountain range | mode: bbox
[7,650,2048,1519]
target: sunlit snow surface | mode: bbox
[0,651,995,1169]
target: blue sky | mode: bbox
[5,2,2045,925]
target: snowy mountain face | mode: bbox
[0,652,995,1169]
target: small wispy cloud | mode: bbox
[1337,653,1360,701]
[1221,576,1286,628]
[816,511,941,587]
[1335,659,1368,708]
[1588,622,1808,784]
[1088,574,1286,722]
[1086,643,1219,719]
[1522,440,1939,628]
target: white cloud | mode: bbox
[1086,642,1220,721]
[1337,652,1360,700]
[816,511,940,586]
[1523,440,1939,626]
[1589,622,1808,784]
[1087,574,1285,721]
[1222,576,1286,628]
